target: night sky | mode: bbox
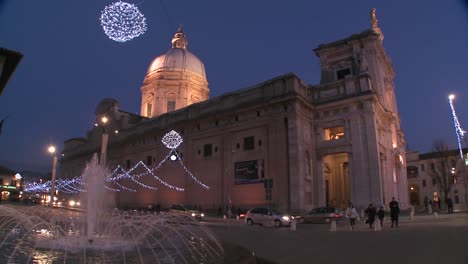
[0,1,467,173]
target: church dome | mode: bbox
[147,28,206,79]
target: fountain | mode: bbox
[0,154,224,263]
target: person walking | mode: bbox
[345,203,359,230]
[377,206,385,227]
[389,197,400,228]
[365,203,377,229]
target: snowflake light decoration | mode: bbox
[100,1,147,42]
[161,130,183,149]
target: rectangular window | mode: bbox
[243,136,255,150]
[146,156,152,166]
[203,144,212,157]
[430,163,435,170]
[422,179,426,187]
[421,164,425,171]
[146,103,152,117]
[167,100,176,112]
[323,126,345,140]
[432,178,436,186]
[336,68,351,80]
[0,178,3,185]
[10,180,16,186]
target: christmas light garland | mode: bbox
[25,130,209,194]
[449,95,466,158]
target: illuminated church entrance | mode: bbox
[323,153,349,208]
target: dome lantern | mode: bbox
[171,25,188,49]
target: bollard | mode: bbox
[330,220,337,232]
[290,219,297,231]
[434,212,439,219]
[374,220,381,231]
[428,206,432,215]
[223,215,227,220]
[409,211,414,220]
[236,215,239,220]
[360,209,365,219]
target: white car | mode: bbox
[245,207,293,227]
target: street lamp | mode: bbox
[48,145,57,207]
[99,116,109,166]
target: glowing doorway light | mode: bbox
[100,1,147,42]
[448,94,466,158]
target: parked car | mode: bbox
[169,204,205,221]
[295,207,344,224]
[8,191,22,202]
[245,207,293,227]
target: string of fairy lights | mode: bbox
[448,94,466,159]
[25,130,209,194]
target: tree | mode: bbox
[426,140,459,208]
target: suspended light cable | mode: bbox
[448,94,466,158]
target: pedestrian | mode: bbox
[365,203,377,229]
[389,197,400,228]
[446,197,454,214]
[345,202,359,230]
[377,206,385,227]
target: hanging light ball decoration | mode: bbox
[100,1,147,42]
[161,130,183,149]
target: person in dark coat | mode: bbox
[389,197,400,228]
[446,197,454,214]
[377,206,385,227]
[365,203,377,229]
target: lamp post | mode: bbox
[48,145,57,207]
[100,116,109,166]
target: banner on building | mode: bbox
[234,159,264,184]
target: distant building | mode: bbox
[0,165,21,200]
[406,149,468,211]
[60,10,408,213]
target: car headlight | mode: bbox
[282,216,290,221]
[191,213,196,217]
[201,213,204,217]
[69,200,76,207]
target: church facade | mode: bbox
[60,11,409,213]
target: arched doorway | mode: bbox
[323,153,349,209]
[409,184,420,206]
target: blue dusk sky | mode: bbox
[0,0,467,172]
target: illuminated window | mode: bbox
[167,100,176,112]
[323,126,345,140]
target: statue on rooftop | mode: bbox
[370,8,378,28]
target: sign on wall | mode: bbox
[234,159,264,184]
